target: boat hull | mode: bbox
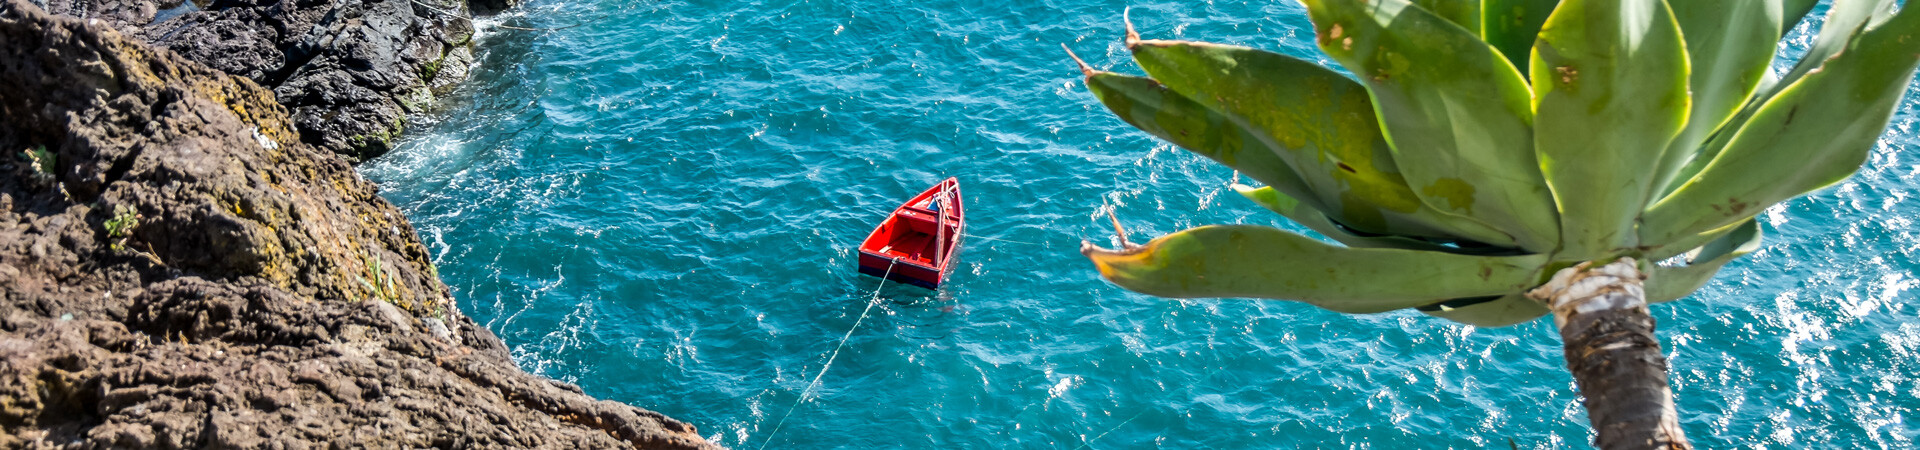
[856,178,964,289]
[856,251,947,289]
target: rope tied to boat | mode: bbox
[758,257,897,449]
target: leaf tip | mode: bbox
[1123,7,1140,48]
[1062,43,1096,78]
[1080,240,1144,273]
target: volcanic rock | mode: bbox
[39,0,491,161]
[0,1,714,447]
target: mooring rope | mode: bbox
[1069,363,1231,450]
[960,233,1042,246]
[758,258,897,449]
[1071,409,1150,450]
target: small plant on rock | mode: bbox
[20,145,54,185]
[357,250,405,308]
[104,204,141,252]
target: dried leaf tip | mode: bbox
[1062,44,1096,78]
[1122,7,1141,47]
[1106,208,1133,249]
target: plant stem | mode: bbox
[1528,258,1691,449]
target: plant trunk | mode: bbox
[1527,258,1691,449]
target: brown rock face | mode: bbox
[0,1,713,447]
[37,0,494,161]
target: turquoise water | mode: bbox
[360,1,1920,447]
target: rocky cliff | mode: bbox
[0,1,714,447]
[32,0,495,161]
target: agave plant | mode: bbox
[1068,0,1920,446]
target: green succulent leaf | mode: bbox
[1417,294,1548,327]
[1421,219,1762,324]
[1302,0,1560,253]
[1652,0,1796,196]
[1781,0,1820,36]
[1083,225,1549,314]
[1640,218,1746,262]
[1642,5,1920,246]
[1647,220,1761,303]
[1665,0,1900,196]
[1421,220,1761,325]
[1481,0,1560,78]
[1232,184,1333,235]
[1413,0,1482,34]
[1530,0,1689,260]
[1080,69,1329,215]
[1234,184,1461,252]
[1775,0,1900,95]
[1124,39,1519,248]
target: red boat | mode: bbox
[858,178,964,289]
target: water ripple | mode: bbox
[363,0,1920,447]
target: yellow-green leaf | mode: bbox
[1081,70,1328,215]
[1234,185,1461,252]
[1781,0,1819,35]
[1083,225,1549,314]
[1640,218,1748,262]
[1481,0,1560,77]
[1125,39,1519,248]
[1642,5,1920,246]
[1413,0,1482,34]
[1417,294,1547,327]
[1663,0,1900,197]
[1530,0,1689,260]
[1302,0,1561,253]
[1652,0,1797,196]
[1647,220,1761,303]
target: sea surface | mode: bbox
[359,1,1920,447]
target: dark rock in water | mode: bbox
[467,0,513,15]
[44,0,489,161]
[0,2,717,447]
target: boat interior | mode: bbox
[868,204,958,267]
